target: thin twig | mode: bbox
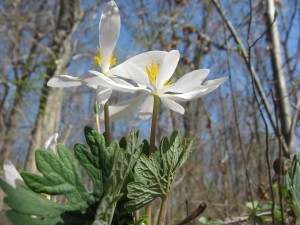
[174,202,207,225]
[272,90,285,225]
[246,1,274,222]
[211,0,290,157]
[249,14,277,48]
[223,19,254,203]
[252,73,276,225]
[221,211,272,225]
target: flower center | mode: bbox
[146,63,171,86]
[93,47,116,70]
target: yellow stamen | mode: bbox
[41,193,50,200]
[163,80,171,86]
[146,63,171,86]
[93,47,116,69]
[146,63,160,83]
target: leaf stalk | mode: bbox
[149,95,159,154]
[104,102,111,146]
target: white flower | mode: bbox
[3,160,25,188]
[44,133,58,153]
[3,133,59,189]
[47,1,139,105]
[103,50,228,120]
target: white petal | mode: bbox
[104,94,147,121]
[97,86,112,106]
[164,89,209,102]
[99,1,120,73]
[44,133,58,153]
[156,50,180,89]
[202,77,228,88]
[47,75,84,87]
[138,95,154,120]
[85,70,142,93]
[3,160,24,188]
[165,69,210,93]
[160,96,185,114]
[165,76,228,102]
[123,62,151,87]
[111,77,134,87]
[110,51,168,78]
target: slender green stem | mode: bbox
[145,205,152,225]
[134,210,140,223]
[94,101,101,133]
[157,196,168,225]
[146,95,159,225]
[149,95,159,154]
[104,102,111,146]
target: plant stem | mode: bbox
[149,95,159,154]
[145,205,152,225]
[134,210,140,223]
[95,114,101,133]
[94,101,101,133]
[104,102,111,146]
[146,96,159,225]
[157,196,168,225]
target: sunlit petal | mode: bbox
[99,1,120,73]
[104,94,147,121]
[110,51,167,78]
[163,89,209,102]
[123,62,152,87]
[97,86,112,106]
[3,160,25,188]
[164,69,210,93]
[160,96,185,114]
[156,50,180,89]
[44,133,58,153]
[138,95,154,120]
[202,77,228,88]
[86,70,142,93]
[47,75,84,87]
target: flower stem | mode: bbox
[149,95,159,154]
[104,102,111,146]
[157,196,168,225]
[134,210,140,223]
[94,101,101,133]
[145,204,152,225]
[146,95,159,225]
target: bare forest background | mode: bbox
[0,0,299,224]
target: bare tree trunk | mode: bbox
[25,0,83,171]
[266,0,295,153]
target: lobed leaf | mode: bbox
[125,131,194,212]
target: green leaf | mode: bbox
[135,215,149,225]
[93,129,143,225]
[125,131,194,212]
[245,201,259,210]
[22,144,96,211]
[285,154,300,218]
[1,127,143,225]
[74,126,113,198]
[0,179,90,225]
[199,216,210,224]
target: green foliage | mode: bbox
[285,154,300,218]
[135,216,149,225]
[125,131,194,212]
[92,129,143,225]
[0,127,143,225]
[22,144,97,211]
[199,216,223,225]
